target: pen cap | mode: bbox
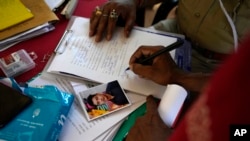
[158,84,187,128]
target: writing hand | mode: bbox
[129,45,178,85]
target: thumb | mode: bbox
[131,64,155,80]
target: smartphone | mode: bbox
[0,82,32,128]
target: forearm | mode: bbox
[112,0,163,8]
[141,0,163,7]
[110,0,163,8]
[172,70,211,94]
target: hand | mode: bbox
[126,95,173,141]
[89,1,136,42]
[129,45,179,85]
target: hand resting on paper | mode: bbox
[89,0,136,42]
[129,45,210,93]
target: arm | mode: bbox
[129,45,210,94]
[171,69,210,94]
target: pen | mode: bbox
[125,39,184,71]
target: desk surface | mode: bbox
[0,0,106,83]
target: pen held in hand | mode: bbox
[125,39,184,71]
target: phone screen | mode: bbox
[0,82,32,128]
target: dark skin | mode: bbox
[129,45,210,94]
[89,0,136,42]
[89,0,210,94]
[89,1,211,139]
[125,46,210,140]
[89,0,162,42]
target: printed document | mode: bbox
[47,17,178,96]
[28,72,146,141]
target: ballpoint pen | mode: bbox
[125,38,184,71]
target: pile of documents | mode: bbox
[28,72,147,141]
[0,0,59,51]
[27,16,186,141]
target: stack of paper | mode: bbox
[38,16,186,140]
[0,0,59,51]
[28,72,146,141]
[47,16,179,98]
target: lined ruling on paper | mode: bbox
[47,17,178,96]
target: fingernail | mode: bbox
[129,65,133,71]
[89,31,93,36]
[125,31,130,37]
[95,37,100,42]
[106,35,111,41]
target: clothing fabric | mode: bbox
[153,19,222,72]
[177,0,250,54]
[97,101,115,111]
[169,33,250,141]
[153,0,250,72]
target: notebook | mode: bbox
[0,0,34,31]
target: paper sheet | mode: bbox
[28,72,146,141]
[47,17,179,96]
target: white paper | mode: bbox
[47,17,178,96]
[76,80,132,121]
[28,72,146,141]
[0,23,54,51]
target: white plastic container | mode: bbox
[158,84,188,128]
[0,49,35,77]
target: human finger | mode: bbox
[89,6,103,37]
[131,64,155,79]
[106,9,120,40]
[132,64,169,85]
[129,46,163,65]
[94,7,111,42]
[117,3,136,38]
[131,54,172,85]
[124,18,135,37]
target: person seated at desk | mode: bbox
[125,33,250,141]
[89,0,250,73]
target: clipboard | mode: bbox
[48,16,181,96]
[54,16,77,54]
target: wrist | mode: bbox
[172,70,211,93]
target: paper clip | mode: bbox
[54,29,73,54]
